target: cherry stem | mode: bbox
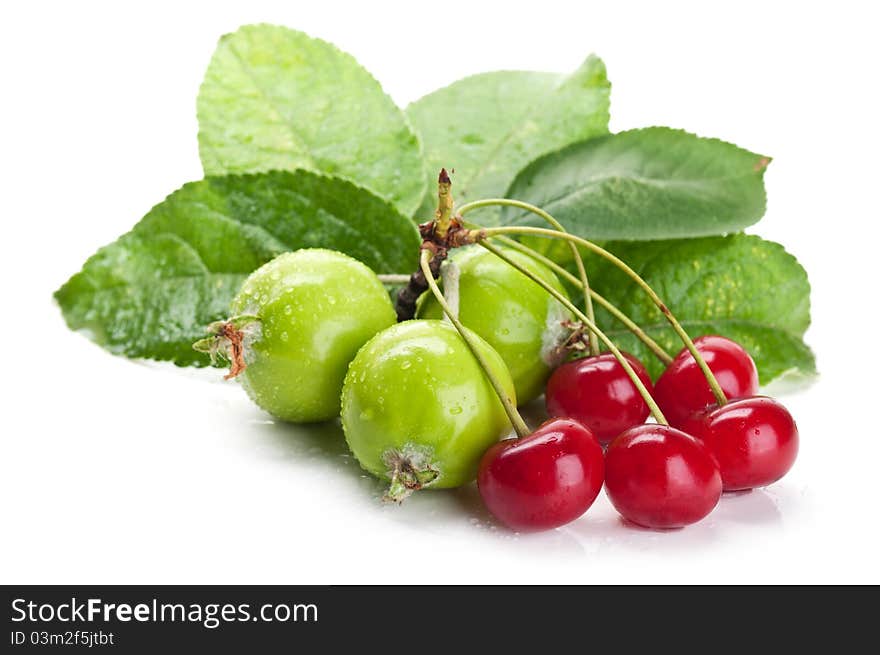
[490,234,674,365]
[458,199,598,355]
[419,249,530,438]
[460,201,727,406]
[479,241,668,425]
[503,205,596,355]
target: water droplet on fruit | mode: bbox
[280,331,289,342]
[400,361,412,370]
[450,405,463,415]
[284,305,292,315]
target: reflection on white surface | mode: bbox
[244,410,803,561]
[3,311,829,584]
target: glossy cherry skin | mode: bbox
[682,396,798,491]
[478,418,605,532]
[545,352,654,444]
[605,424,722,529]
[654,335,759,429]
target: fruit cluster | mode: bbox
[198,173,799,533]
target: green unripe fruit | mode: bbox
[341,320,515,500]
[226,249,395,422]
[417,245,570,404]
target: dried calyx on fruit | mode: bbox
[195,249,396,423]
[341,319,516,502]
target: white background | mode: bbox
[2,0,878,584]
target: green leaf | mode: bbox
[406,57,610,220]
[197,24,427,216]
[55,171,421,366]
[503,127,771,240]
[580,234,814,384]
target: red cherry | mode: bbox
[654,335,759,429]
[605,424,722,529]
[545,352,654,444]
[685,396,798,491]
[478,418,605,532]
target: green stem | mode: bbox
[434,168,455,238]
[419,250,530,438]
[457,198,599,355]
[480,241,668,425]
[377,274,411,285]
[491,235,674,366]
[463,207,727,406]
